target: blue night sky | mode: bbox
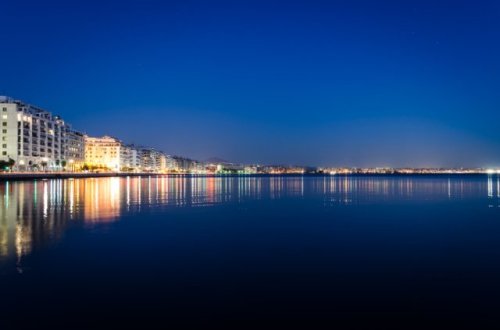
[1,0,499,167]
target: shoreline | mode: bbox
[0,172,494,182]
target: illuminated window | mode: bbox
[2,115,7,119]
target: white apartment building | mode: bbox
[140,148,166,172]
[165,155,177,171]
[120,144,140,171]
[0,96,70,170]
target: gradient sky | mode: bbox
[1,0,499,167]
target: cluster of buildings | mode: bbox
[4,96,498,175]
[318,167,499,175]
[0,96,201,173]
[0,96,319,174]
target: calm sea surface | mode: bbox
[1,175,500,328]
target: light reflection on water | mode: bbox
[0,175,499,264]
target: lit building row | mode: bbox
[0,96,174,173]
[83,136,170,172]
[0,96,86,170]
[0,96,312,174]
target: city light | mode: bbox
[1,96,500,176]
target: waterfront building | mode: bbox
[192,161,206,173]
[120,144,140,172]
[140,148,166,172]
[172,156,186,172]
[244,166,258,174]
[172,156,198,172]
[159,153,167,172]
[165,155,177,172]
[66,129,85,171]
[0,96,70,171]
[84,135,122,171]
[215,163,245,174]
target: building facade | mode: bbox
[0,96,70,170]
[165,155,177,172]
[140,148,166,172]
[0,96,181,173]
[171,156,200,173]
[84,135,122,171]
[66,129,85,170]
[120,144,140,171]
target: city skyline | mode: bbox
[2,94,500,172]
[1,1,500,167]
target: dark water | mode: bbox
[1,175,500,328]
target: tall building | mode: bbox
[120,144,140,171]
[66,129,85,170]
[140,148,166,172]
[84,135,122,171]
[172,156,198,172]
[0,96,69,170]
[165,155,177,172]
